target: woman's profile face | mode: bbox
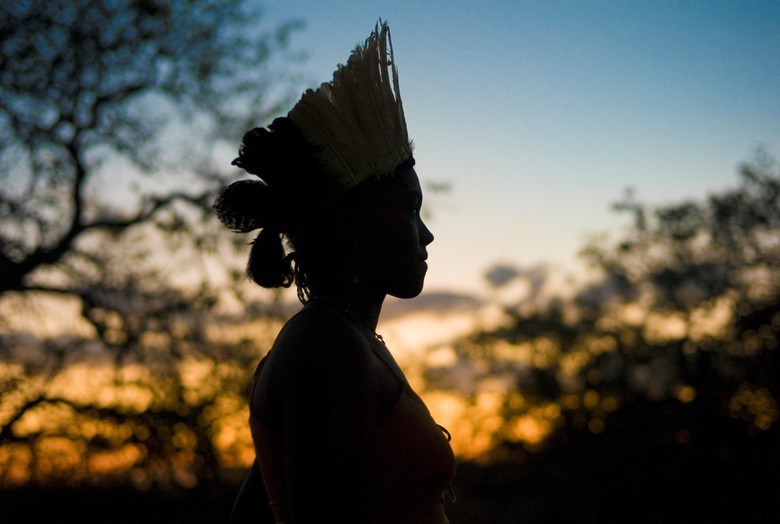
[352,168,434,299]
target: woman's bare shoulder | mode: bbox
[270,305,374,373]
[253,305,380,428]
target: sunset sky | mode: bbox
[3,1,779,483]
[262,1,780,295]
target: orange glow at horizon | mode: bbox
[4,283,764,487]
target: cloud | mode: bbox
[484,263,550,305]
[382,291,483,319]
[484,264,522,288]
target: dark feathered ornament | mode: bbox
[213,179,276,233]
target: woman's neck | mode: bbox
[308,284,385,332]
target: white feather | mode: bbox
[289,21,414,191]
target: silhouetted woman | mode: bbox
[217,22,456,523]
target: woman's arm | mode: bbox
[263,309,380,522]
[229,458,274,524]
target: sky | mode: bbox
[261,0,780,296]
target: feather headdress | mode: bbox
[289,21,414,191]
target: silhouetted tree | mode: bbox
[430,150,780,520]
[0,0,301,298]
[0,0,301,487]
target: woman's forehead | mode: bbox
[382,168,422,198]
[343,167,422,212]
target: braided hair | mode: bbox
[215,117,347,300]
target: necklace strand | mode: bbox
[309,296,385,343]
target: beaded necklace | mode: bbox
[307,295,385,344]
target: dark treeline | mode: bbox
[427,151,780,522]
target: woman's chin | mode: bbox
[389,278,426,299]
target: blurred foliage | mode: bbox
[0,0,303,297]
[1,2,778,519]
[0,0,302,489]
[427,150,780,518]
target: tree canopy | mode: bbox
[0,0,301,488]
[0,0,301,297]
[425,151,780,520]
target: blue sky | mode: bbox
[263,1,780,294]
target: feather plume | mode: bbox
[214,179,274,233]
[289,21,414,191]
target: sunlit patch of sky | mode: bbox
[258,1,780,294]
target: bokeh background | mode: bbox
[1,1,779,522]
